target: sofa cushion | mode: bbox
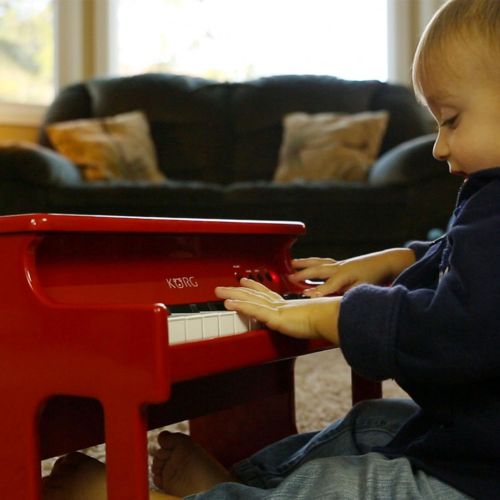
[40,73,434,186]
[229,75,431,183]
[369,134,447,186]
[273,111,389,182]
[87,74,233,184]
[0,141,82,185]
[46,74,234,184]
[46,111,165,182]
[229,75,383,183]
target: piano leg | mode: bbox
[189,359,298,467]
[0,395,42,500]
[104,403,150,500]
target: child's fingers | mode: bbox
[224,297,336,341]
[223,299,277,326]
[291,257,336,269]
[238,278,284,300]
[215,285,280,305]
[289,263,339,283]
[303,276,357,297]
[291,257,320,269]
[238,277,273,292]
[291,257,332,267]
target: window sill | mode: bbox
[0,102,47,127]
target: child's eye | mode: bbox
[440,115,458,128]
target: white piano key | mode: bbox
[233,312,250,334]
[202,313,219,339]
[185,315,203,342]
[167,315,186,345]
[218,311,237,336]
[167,310,263,344]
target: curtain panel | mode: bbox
[387,0,447,86]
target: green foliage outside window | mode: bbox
[0,0,54,104]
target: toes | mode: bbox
[152,448,171,460]
[151,447,172,480]
[157,431,191,450]
[50,456,77,477]
[153,473,164,489]
[151,446,171,476]
[151,462,166,474]
[151,459,165,474]
[157,430,175,449]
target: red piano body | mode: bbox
[0,213,380,500]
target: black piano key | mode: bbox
[167,295,306,315]
[282,293,309,300]
[167,301,225,314]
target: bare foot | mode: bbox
[151,432,236,496]
[42,452,107,500]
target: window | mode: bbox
[0,0,54,105]
[1,0,396,126]
[114,0,388,82]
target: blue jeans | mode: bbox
[186,399,471,499]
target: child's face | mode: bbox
[421,46,500,177]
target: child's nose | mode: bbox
[432,130,449,161]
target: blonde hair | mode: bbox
[412,0,500,103]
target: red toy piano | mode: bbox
[0,213,380,500]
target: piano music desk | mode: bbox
[0,214,380,500]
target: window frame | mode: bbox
[0,0,110,126]
[2,0,404,127]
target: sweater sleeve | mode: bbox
[406,239,440,260]
[339,182,500,386]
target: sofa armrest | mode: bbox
[368,134,444,186]
[0,144,82,186]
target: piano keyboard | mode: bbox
[168,311,261,344]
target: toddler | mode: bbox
[43,0,500,498]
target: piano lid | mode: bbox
[0,213,305,236]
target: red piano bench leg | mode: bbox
[351,370,382,405]
[0,395,43,500]
[103,403,150,500]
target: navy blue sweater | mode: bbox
[339,168,500,499]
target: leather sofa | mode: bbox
[0,73,461,258]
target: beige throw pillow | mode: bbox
[46,111,166,182]
[273,111,389,183]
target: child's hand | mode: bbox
[215,278,340,345]
[290,249,416,297]
[290,255,381,297]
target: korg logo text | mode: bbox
[166,276,199,289]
